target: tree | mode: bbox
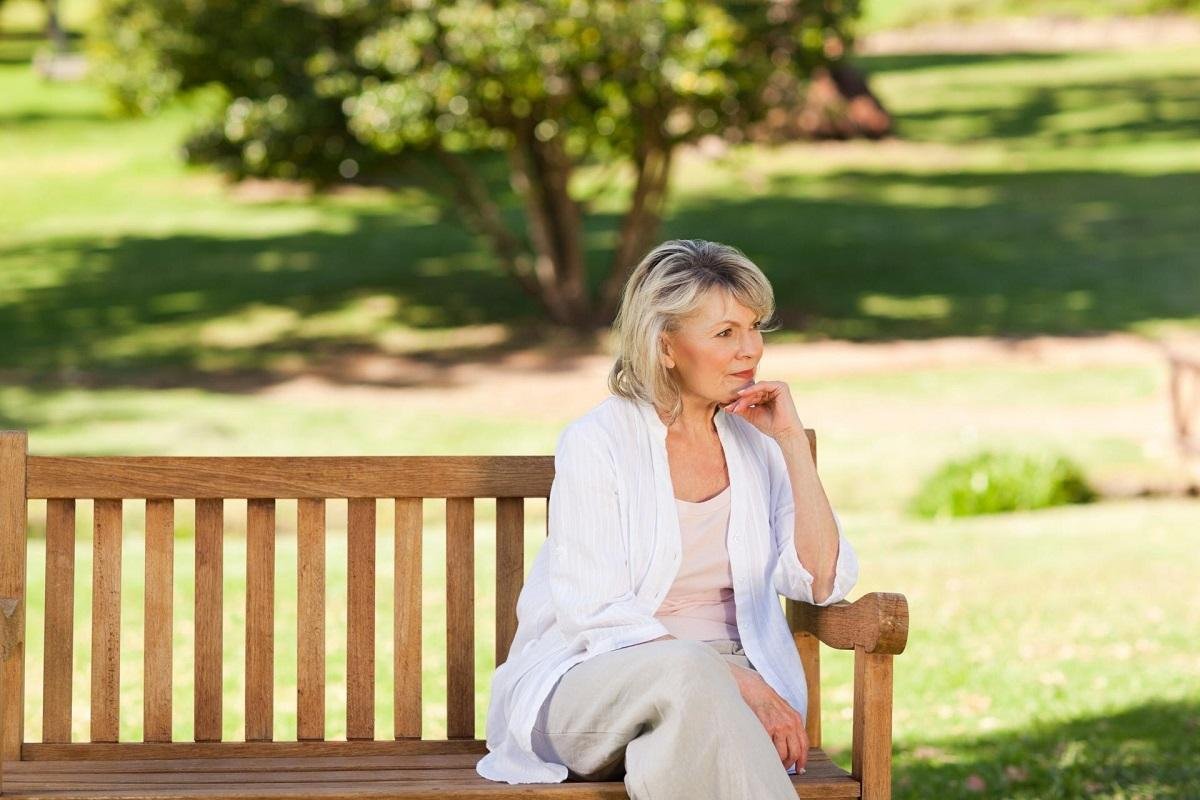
[92,0,864,330]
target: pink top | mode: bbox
[653,483,740,643]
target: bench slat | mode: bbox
[445,498,474,739]
[347,498,376,741]
[42,499,75,744]
[22,740,487,760]
[10,752,484,772]
[193,500,223,742]
[90,499,122,743]
[3,748,861,798]
[11,747,836,773]
[145,499,174,743]
[393,499,422,740]
[494,498,523,668]
[27,457,554,500]
[296,498,325,741]
[246,499,275,742]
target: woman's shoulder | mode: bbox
[561,394,640,439]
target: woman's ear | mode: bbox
[660,333,675,370]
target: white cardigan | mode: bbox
[476,393,859,784]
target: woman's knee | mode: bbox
[646,639,737,695]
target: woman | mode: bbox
[476,239,860,798]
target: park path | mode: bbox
[259,331,1174,417]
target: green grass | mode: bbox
[857,0,1200,33]
[3,42,1200,383]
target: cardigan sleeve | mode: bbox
[764,435,859,606]
[546,423,671,658]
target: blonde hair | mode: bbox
[607,239,781,424]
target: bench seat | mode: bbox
[1,747,860,798]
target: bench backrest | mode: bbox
[0,428,821,762]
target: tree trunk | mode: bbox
[430,125,676,334]
[507,124,593,330]
[45,0,68,53]
[427,147,545,304]
[596,140,674,325]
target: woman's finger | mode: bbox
[787,729,804,771]
[770,731,788,765]
[737,387,778,404]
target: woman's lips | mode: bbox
[731,370,754,379]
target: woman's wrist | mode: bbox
[772,428,807,447]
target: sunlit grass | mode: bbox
[3,43,1200,377]
[857,0,1198,33]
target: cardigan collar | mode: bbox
[635,397,729,441]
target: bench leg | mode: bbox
[851,646,893,800]
[0,596,21,796]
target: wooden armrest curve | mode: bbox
[792,591,908,655]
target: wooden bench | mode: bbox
[0,428,908,798]
[1166,344,1200,472]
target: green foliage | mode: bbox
[348,0,859,159]
[88,0,392,181]
[909,449,1097,519]
[88,0,861,182]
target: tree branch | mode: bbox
[428,144,544,304]
[599,135,674,324]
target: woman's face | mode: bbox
[661,288,764,407]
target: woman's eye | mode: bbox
[718,321,761,337]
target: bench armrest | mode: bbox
[787,592,907,799]
[791,591,908,655]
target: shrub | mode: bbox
[909,449,1097,519]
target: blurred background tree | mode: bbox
[89,0,872,331]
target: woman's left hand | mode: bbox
[723,380,805,442]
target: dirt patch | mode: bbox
[257,331,1180,410]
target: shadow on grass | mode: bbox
[2,167,1198,388]
[2,48,1199,389]
[0,208,551,388]
[885,697,1200,799]
[0,31,84,65]
[854,51,1073,75]
[664,168,1199,340]
[889,75,1200,146]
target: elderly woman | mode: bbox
[476,239,859,798]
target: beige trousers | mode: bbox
[530,637,799,799]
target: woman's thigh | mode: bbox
[530,638,754,781]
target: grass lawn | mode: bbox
[858,0,1200,32]
[3,42,1200,383]
[3,20,1199,800]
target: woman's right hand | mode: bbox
[727,664,809,773]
